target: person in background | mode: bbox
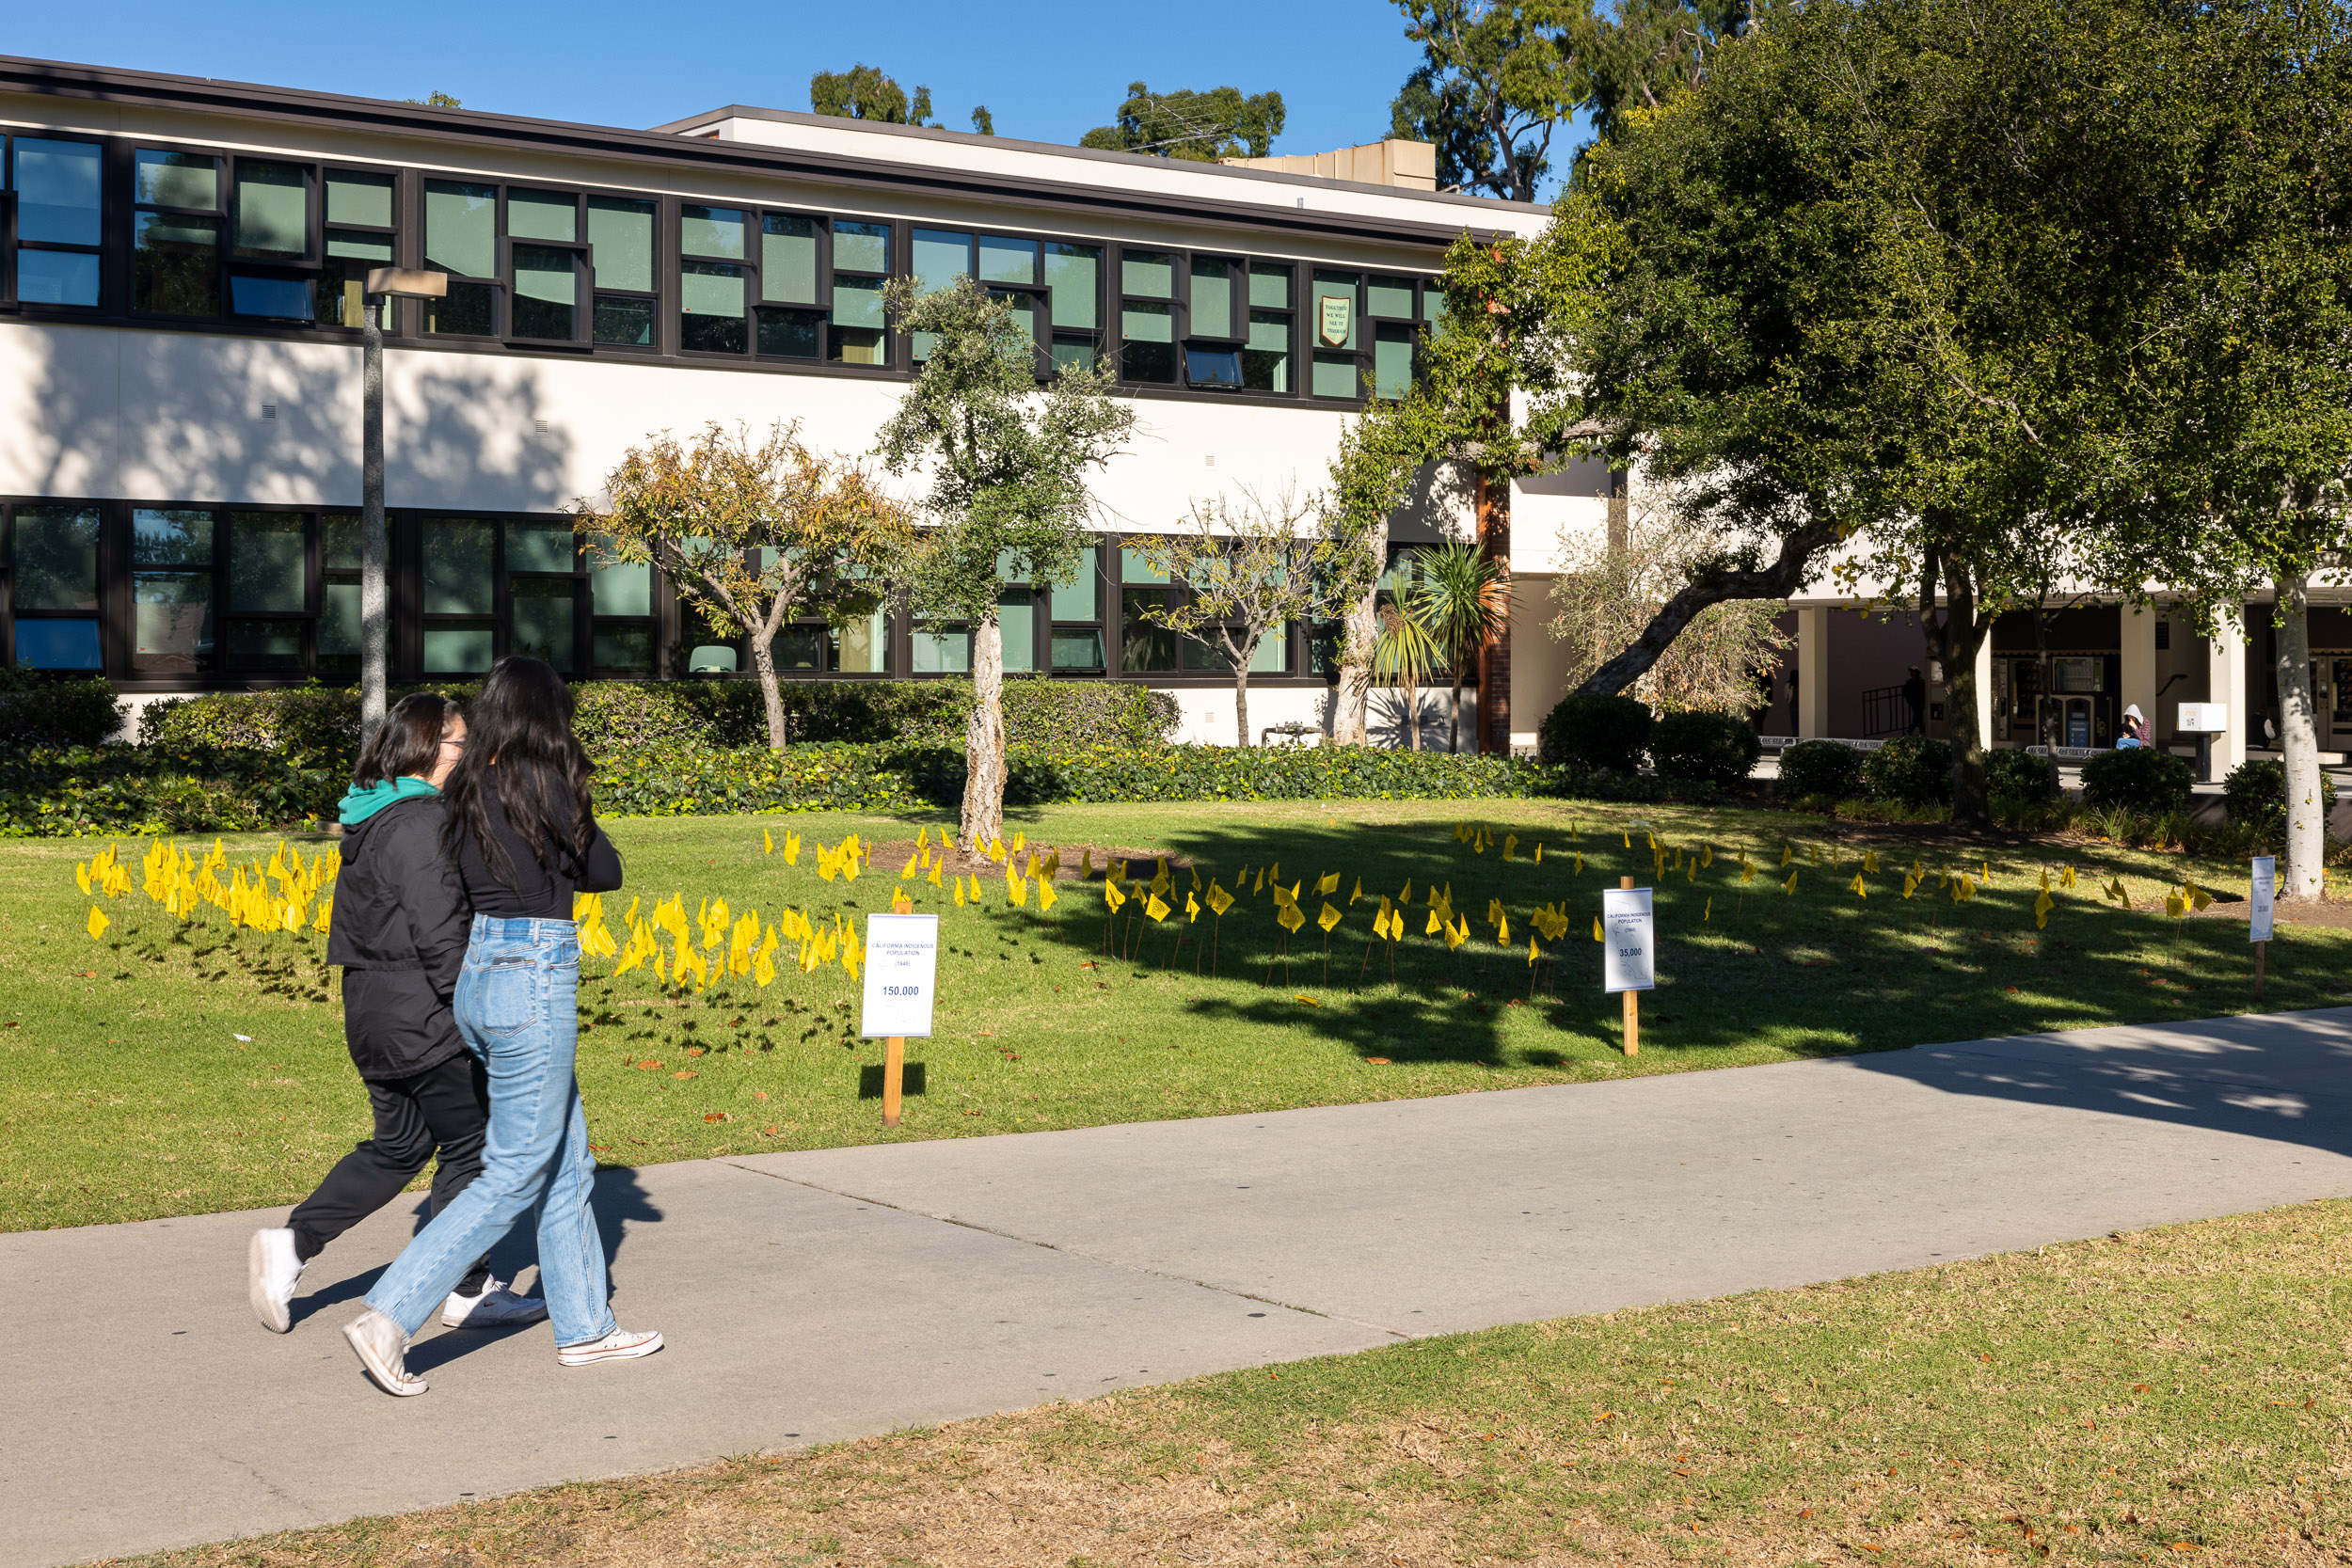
[1901,667,1928,736]
[342,657,660,1396]
[2118,704,2150,748]
[249,693,544,1335]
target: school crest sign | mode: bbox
[1317,292,1352,347]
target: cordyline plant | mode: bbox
[575,420,911,751]
[874,275,1133,848]
[1135,488,1343,747]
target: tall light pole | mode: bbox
[358,267,446,751]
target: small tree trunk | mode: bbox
[747,632,788,751]
[1233,657,1253,748]
[961,614,1008,850]
[1447,659,1464,753]
[2276,574,2326,901]
[1933,562,1993,828]
[1334,515,1389,746]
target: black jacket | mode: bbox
[456,784,624,918]
[326,795,471,1080]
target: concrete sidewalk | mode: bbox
[8,1009,2352,1568]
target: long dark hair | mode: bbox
[439,657,593,889]
[354,693,457,786]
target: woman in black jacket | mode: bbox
[246,693,544,1334]
[343,658,660,1396]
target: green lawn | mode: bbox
[105,1196,2352,1567]
[4,797,2340,1233]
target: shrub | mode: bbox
[1984,747,2060,802]
[1538,692,1652,772]
[1858,735,1953,804]
[2079,745,2193,814]
[2220,758,2337,839]
[1647,712,1761,787]
[0,671,124,747]
[1775,739,1863,800]
[0,744,339,838]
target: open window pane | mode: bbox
[756,307,822,358]
[1120,301,1175,382]
[226,619,303,671]
[760,214,818,303]
[14,138,102,245]
[1121,250,1172,297]
[18,251,99,307]
[595,627,652,670]
[230,275,312,319]
[422,626,494,673]
[680,261,747,352]
[422,181,497,278]
[1189,258,1232,339]
[834,220,890,274]
[510,579,576,673]
[586,197,654,291]
[1051,628,1104,671]
[511,245,578,340]
[133,213,220,315]
[421,519,494,613]
[913,229,972,293]
[1367,276,1416,319]
[681,204,745,260]
[325,170,393,229]
[831,277,885,364]
[594,295,654,346]
[424,282,497,336]
[1244,311,1291,392]
[1120,589,1176,672]
[233,162,308,260]
[1050,334,1100,375]
[135,149,217,210]
[15,506,101,609]
[977,234,1037,285]
[13,619,101,669]
[1044,243,1099,328]
[834,606,888,673]
[228,513,305,611]
[1188,346,1241,388]
[1248,264,1292,309]
[132,508,213,566]
[321,233,394,325]
[507,189,577,243]
[134,572,215,673]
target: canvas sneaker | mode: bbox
[246,1227,306,1334]
[441,1277,549,1329]
[342,1308,426,1397]
[556,1328,665,1368]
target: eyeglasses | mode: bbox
[439,737,468,751]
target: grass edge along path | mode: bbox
[102,1196,2352,1568]
[9,798,2352,1234]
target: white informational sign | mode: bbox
[2178,703,2228,734]
[860,913,939,1038]
[2249,855,2276,944]
[1601,887,1656,994]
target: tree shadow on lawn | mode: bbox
[1000,807,2352,1088]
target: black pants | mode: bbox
[288,1052,493,1296]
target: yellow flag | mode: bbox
[1185,889,1200,922]
[1425,906,1446,937]
[1863,850,1879,874]
[86,905,109,941]
[1270,860,1281,882]
[1849,871,1867,898]
[1701,843,1714,869]
[1012,831,1025,855]
[1623,830,1631,848]
[1206,880,1233,915]
[1534,842,1544,863]
[1400,878,1414,905]
[902,852,921,879]
[916,825,930,849]
[1349,875,1363,905]
[1496,911,1510,945]
[968,874,985,903]
[1145,892,1170,923]
[1704,896,1711,922]
[1781,844,1793,868]
[1318,901,1343,933]
[2061,864,2076,889]
[1316,870,1340,895]
[987,836,1006,863]
[1502,833,1518,861]
[1253,866,1265,894]
[1279,901,1307,934]
[953,879,967,909]
[1105,879,1126,912]
[1037,878,1059,912]
[763,828,774,855]
[1528,934,1540,964]
[1593,914,1604,941]
[928,860,944,887]
[783,831,802,865]
[1008,869,1029,908]
[1573,851,1584,875]
[1081,847,1094,879]
[1783,871,1799,895]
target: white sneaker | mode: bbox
[441,1277,549,1329]
[247,1227,305,1334]
[342,1308,426,1397]
[556,1327,664,1368]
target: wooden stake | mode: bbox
[882,1035,905,1128]
[2254,939,2267,1003]
[1620,874,1640,1056]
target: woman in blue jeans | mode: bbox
[343,656,661,1395]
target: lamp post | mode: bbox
[358,267,448,750]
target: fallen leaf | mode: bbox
[1365,1056,1393,1065]
[2135,1384,2152,1393]
[674,1070,697,1079]
[761,1125,781,1135]
[754,1090,769,1101]
[588,1144,610,1152]
[703,1111,728,1123]
[637,1060,661,1070]
[686,1046,706,1056]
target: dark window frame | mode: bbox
[3,132,106,313]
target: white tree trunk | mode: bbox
[1332,515,1389,746]
[1234,665,1252,748]
[961,614,1008,851]
[748,632,789,751]
[2276,576,2326,901]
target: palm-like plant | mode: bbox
[1371,600,1440,751]
[1408,542,1509,753]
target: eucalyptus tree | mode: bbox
[874,277,1134,849]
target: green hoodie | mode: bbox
[338,775,441,827]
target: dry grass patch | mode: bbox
[115,1198,2352,1567]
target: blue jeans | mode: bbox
[364,916,615,1347]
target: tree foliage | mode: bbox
[576,421,910,752]
[1388,1,1592,201]
[1079,83,1286,161]
[874,277,1134,845]
[809,64,991,132]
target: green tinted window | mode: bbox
[135,149,216,209]
[1121,250,1172,297]
[1045,244,1099,329]
[325,171,394,229]
[761,214,818,304]
[232,162,308,260]
[834,221,890,274]
[507,189,578,243]
[587,197,655,292]
[423,182,497,277]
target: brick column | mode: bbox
[1476,470,1511,754]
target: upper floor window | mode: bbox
[830,219,890,366]
[7,136,103,307]
[7,504,103,671]
[319,170,397,329]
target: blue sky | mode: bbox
[10,0,1433,156]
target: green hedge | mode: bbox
[137,676,1181,770]
[0,673,125,748]
[0,745,339,838]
